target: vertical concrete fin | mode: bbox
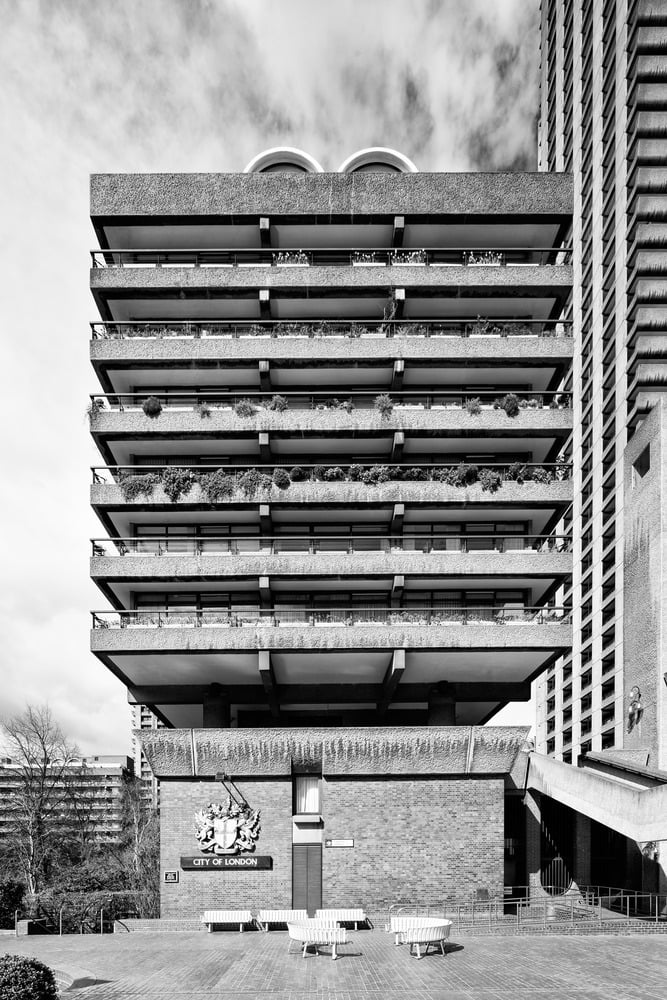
[465,727,475,773]
[191,729,198,777]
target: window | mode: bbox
[295,776,320,814]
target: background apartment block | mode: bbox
[88,148,574,911]
[0,755,133,845]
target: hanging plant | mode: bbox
[142,395,163,418]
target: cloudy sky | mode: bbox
[0,0,540,754]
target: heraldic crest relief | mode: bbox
[194,795,261,855]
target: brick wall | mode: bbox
[160,773,506,915]
[322,776,505,908]
[160,778,292,918]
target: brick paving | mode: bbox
[1,929,666,999]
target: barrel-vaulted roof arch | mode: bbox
[243,147,324,174]
[337,147,418,174]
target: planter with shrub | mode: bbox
[142,395,163,418]
[199,470,235,502]
[374,393,394,419]
[161,468,195,503]
[238,469,272,497]
[234,398,256,418]
[464,397,482,416]
[267,394,288,412]
[272,468,290,490]
[120,473,159,502]
[194,401,211,419]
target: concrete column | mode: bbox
[427,682,456,725]
[525,789,543,898]
[203,684,230,728]
[572,811,591,888]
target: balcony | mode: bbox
[91,605,572,653]
[90,318,573,341]
[91,246,572,269]
[88,390,572,446]
[90,533,572,587]
[90,462,573,508]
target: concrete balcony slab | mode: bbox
[89,406,572,436]
[91,478,573,509]
[90,549,572,581]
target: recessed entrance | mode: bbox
[292,843,322,914]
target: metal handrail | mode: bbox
[90,318,573,340]
[91,246,573,268]
[91,605,572,629]
[91,533,572,557]
[88,389,571,411]
[90,461,573,485]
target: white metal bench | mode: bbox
[287,920,349,960]
[257,908,308,930]
[314,907,367,929]
[391,916,452,958]
[200,909,253,932]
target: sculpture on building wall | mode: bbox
[627,686,643,733]
[194,796,261,855]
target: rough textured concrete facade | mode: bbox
[623,400,667,770]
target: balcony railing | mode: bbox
[91,534,572,557]
[91,461,573,490]
[90,318,573,340]
[91,246,572,269]
[91,606,573,629]
[89,389,571,413]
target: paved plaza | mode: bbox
[1,929,666,999]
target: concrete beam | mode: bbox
[259,432,271,461]
[259,360,271,391]
[259,503,272,533]
[259,575,271,606]
[378,649,405,715]
[259,216,271,248]
[392,359,405,391]
[258,650,280,719]
[391,503,404,534]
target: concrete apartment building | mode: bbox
[88,150,576,913]
[0,755,133,845]
[536,0,667,775]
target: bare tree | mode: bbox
[0,706,80,893]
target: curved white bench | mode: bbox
[391,916,452,958]
[200,909,253,932]
[257,908,307,930]
[287,920,348,960]
[315,907,367,929]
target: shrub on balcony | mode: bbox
[312,465,326,480]
[199,470,235,502]
[162,468,195,503]
[478,469,502,493]
[531,467,554,485]
[267,394,288,412]
[506,462,527,484]
[86,398,105,420]
[141,395,163,418]
[272,468,290,490]
[238,469,272,497]
[0,955,58,1000]
[402,466,428,481]
[275,250,308,265]
[361,465,391,485]
[519,397,540,409]
[234,398,256,418]
[437,463,479,487]
[194,401,211,418]
[494,393,521,417]
[549,392,569,409]
[374,393,394,418]
[464,397,482,416]
[289,466,307,482]
[323,466,345,481]
[120,473,159,501]
[348,464,364,481]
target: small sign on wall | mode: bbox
[163,871,179,884]
[325,839,354,848]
